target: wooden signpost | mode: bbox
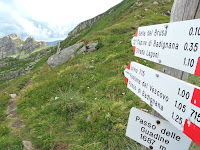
[125,0,200,149]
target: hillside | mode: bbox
[0,34,51,81]
[0,47,54,81]
[0,0,200,149]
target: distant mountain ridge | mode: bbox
[46,40,62,46]
[0,33,46,59]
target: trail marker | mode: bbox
[131,19,200,76]
[124,62,200,145]
[126,107,191,150]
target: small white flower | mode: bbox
[122,93,125,95]
[71,98,73,100]
[92,60,94,62]
[55,97,59,100]
[95,98,97,100]
[87,87,90,88]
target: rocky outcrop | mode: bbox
[68,15,103,37]
[0,33,46,59]
[47,42,84,68]
[0,45,54,81]
[77,43,98,55]
[22,37,35,50]
[0,34,21,58]
[47,42,98,68]
[68,8,115,37]
[23,37,46,54]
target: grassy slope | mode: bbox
[1,0,199,149]
[17,0,173,149]
[0,47,57,149]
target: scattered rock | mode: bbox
[9,94,17,98]
[22,141,33,150]
[7,111,18,118]
[77,43,98,55]
[135,1,143,6]
[85,43,98,52]
[86,114,91,122]
[153,1,159,5]
[87,66,95,69]
[9,101,16,111]
[166,10,171,15]
[162,10,171,16]
[12,120,25,128]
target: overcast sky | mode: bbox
[0,0,122,42]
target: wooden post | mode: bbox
[57,42,61,54]
[142,0,200,149]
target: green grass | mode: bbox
[7,53,20,58]
[0,81,27,150]
[20,45,49,59]
[1,0,199,149]
[30,46,48,54]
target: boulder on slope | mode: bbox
[47,42,98,69]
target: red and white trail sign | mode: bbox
[126,107,191,150]
[131,19,200,76]
[124,62,200,145]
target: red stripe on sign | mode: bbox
[134,29,138,37]
[127,63,131,70]
[195,57,200,76]
[125,77,128,85]
[183,119,200,146]
[191,88,200,108]
[133,46,136,54]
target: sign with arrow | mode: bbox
[126,107,191,150]
[131,19,200,76]
[124,62,200,145]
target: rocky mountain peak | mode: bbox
[23,37,36,50]
[0,34,46,59]
[24,37,35,44]
[5,33,21,40]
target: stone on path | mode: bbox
[9,94,17,98]
[12,120,25,128]
[23,141,33,150]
